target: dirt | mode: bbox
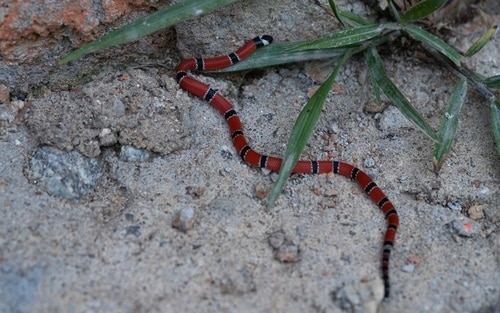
[0,1,499,312]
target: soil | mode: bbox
[0,1,499,312]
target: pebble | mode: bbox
[99,128,117,146]
[334,279,384,313]
[447,202,462,211]
[125,225,141,237]
[255,182,269,200]
[446,218,480,237]
[401,263,415,273]
[467,204,485,220]
[268,231,286,249]
[269,231,301,262]
[363,158,375,168]
[172,207,196,233]
[274,244,301,263]
[119,145,150,162]
[28,147,102,199]
[378,106,413,132]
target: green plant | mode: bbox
[60,0,499,208]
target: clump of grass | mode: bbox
[60,0,499,208]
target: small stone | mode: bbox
[185,186,205,198]
[28,147,102,199]
[401,263,415,273]
[120,145,150,162]
[378,106,413,132]
[447,202,462,211]
[406,256,422,266]
[125,225,141,237]
[255,182,268,200]
[364,158,375,168]
[364,100,386,113]
[268,231,286,249]
[99,128,117,146]
[172,207,196,233]
[447,218,480,237]
[467,204,485,220]
[274,244,300,263]
[260,167,272,176]
[334,279,384,313]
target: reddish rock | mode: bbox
[0,0,168,64]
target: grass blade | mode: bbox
[215,41,347,72]
[401,0,447,23]
[338,10,370,25]
[60,0,238,64]
[388,0,401,22]
[465,25,498,57]
[432,78,467,170]
[491,98,500,156]
[366,47,438,141]
[291,24,397,51]
[484,74,500,89]
[328,0,348,29]
[267,52,351,209]
[216,35,391,73]
[404,25,461,66]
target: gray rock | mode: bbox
[119,145,150,162]
[28,147,102,199]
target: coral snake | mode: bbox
[176,35,399,298]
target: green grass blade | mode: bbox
[216,35,390,73]
[388,0,401,22]
[328,0,347,29]
[215,41,347,72]
[366,47,438,141]
[60,0,238,64]
[432,78,467,170]
[267,52,351,209]
[291,24,397,52]
[404,24,461,66]
[401,0,447,23]
[491,98,500,156]
[484,74,500,89]
[465,25,498,57]
[372,77,382,104]
[338,10,370,25]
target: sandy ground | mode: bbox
[1,1,499,312]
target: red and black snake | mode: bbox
[176,35,399,298]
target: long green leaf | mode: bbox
[291,24,397,51]
[465,25,498,57]
[328,0,348,29]
[388,0,401,22]
[216,35,391,73]
[338,10,370,26]
[366,47,438,141]
[267,52,351,209]
[404,25,461,66]
[484,75,500,89]
[401,0,447,23]
[60,0,238,64]
[491,98,500,156]
[432,79,467,170]
[215,41,347,72]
